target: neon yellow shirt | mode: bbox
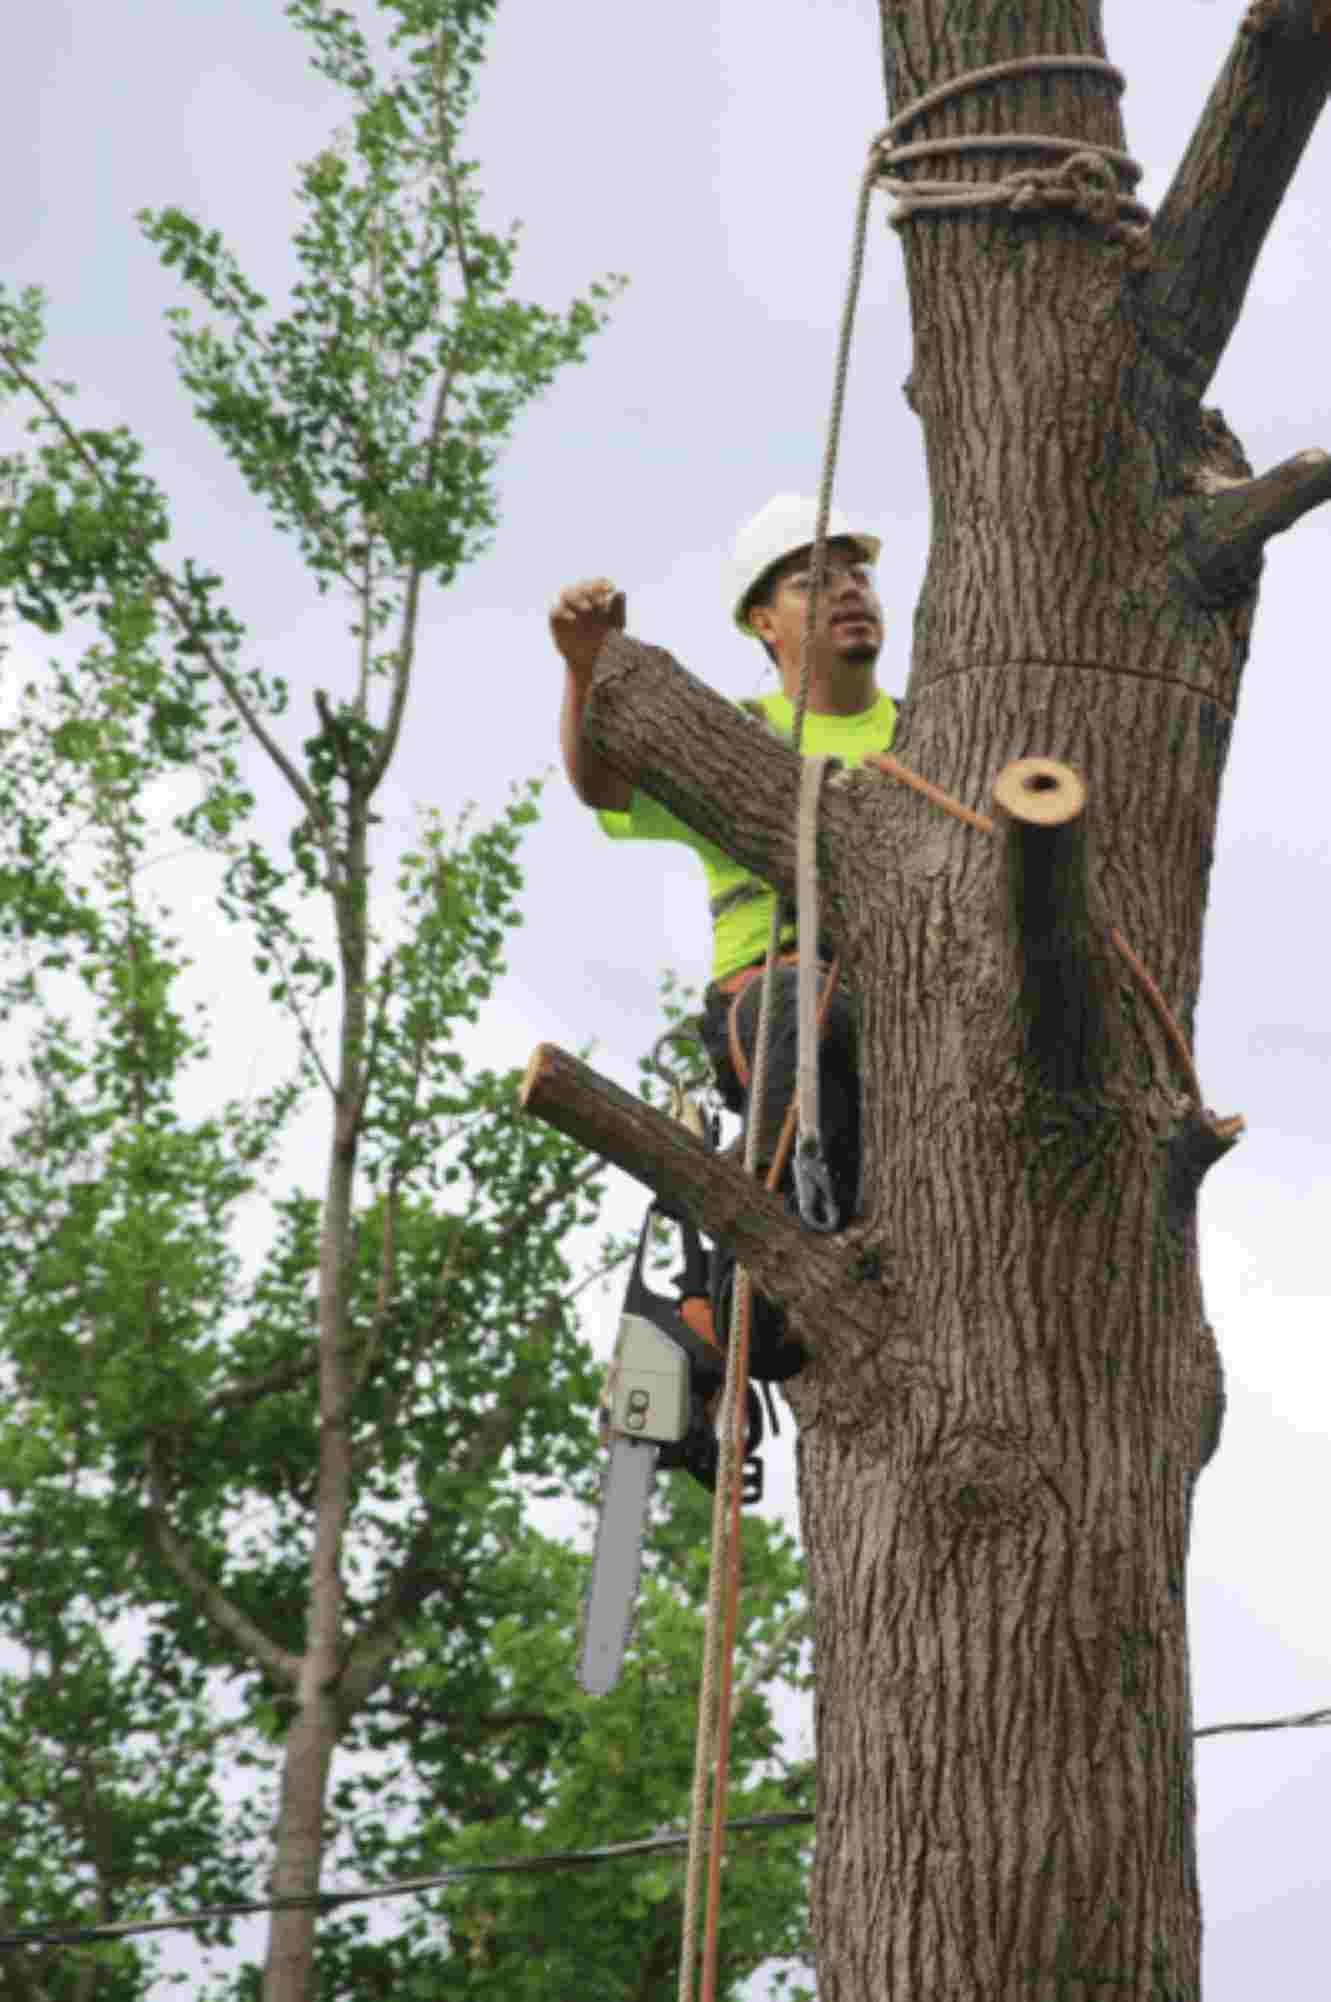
[597,687,897,982]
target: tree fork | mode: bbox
[1183,447,1331,604]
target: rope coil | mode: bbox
[873,53,1149,233]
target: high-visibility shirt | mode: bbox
[596,686,898,983]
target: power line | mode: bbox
[3,1705,1328,1956]
[0,1813,813,1952]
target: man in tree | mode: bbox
[551,493,899,1373]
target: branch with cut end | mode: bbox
[519,1043,913,1365]
[143,1447,299,1687]
[586,632,868,915]
[1135,1,1331,397]
[993,758,1110,1094]
[1183,449,1331,604]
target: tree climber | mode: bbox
[550,493,898,1378]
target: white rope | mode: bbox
[796,759,827,1152]
[873,52,1147,230]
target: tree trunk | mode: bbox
[262,811,368,2002]
[788,13,1214,1995]
[527,3,1331,1995]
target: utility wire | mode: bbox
[0,1814,814,1953]
[4,1705,1330,1957]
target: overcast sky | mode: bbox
[5,2,1330,1996]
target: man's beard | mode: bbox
[839,639,879,665]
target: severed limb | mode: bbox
[993,758,1110,1095]
[519,1044,909,1363]
[583,631,875,916]
[1133,0,1331,398]
[1183,448,1331,604]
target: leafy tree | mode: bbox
[0,3,815,1997]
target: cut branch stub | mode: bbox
[519,1043,913,1367]
[992,757,1108,1095]
[1183,448,1331,605]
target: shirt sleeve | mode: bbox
[596,790,692,845]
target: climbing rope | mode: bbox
[794,757,838,1231]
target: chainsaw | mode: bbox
[576,1198,769,1697]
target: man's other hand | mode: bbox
[550,578,627,680]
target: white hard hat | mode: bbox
[730,493,881,634]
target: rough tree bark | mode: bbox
[526,3,1331,1995]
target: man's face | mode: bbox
[746,539,883,669]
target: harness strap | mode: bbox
[709,879,767,921]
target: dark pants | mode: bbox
[697,962,860,1379]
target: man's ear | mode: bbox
[746,602,776,648]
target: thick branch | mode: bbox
[520,1044,919,1369]
[1183,448,1331,603]
[144,1451,299,1687]
[587,633,839,911]
[993,758,1108,1094]
[1136,1,1331,397]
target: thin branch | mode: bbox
[340,1390,535,1723]
[730,1605,811,1724]
[1134,1,1331,398]
[350,1172,403,1400]
[336,1518,465,1721]
[205,1353,318,1415]
[1182,448,1331,604]
[351,945,398,1123]
[562,1240,635,1307]
[1195,1702,1331,1741]
[363,356,456,795]
[363,32,468,795]
[434,31,476,309]
[143,1446,299,1687]
[0,348,326,830]
[256,903,337,1098]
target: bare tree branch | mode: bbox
[144,1447,299,1687]
[205,1353,318,1415]
[1182,447,1331,603]
[520,1043,924,1372]
[1134,1,1331,397]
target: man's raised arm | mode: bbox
[550,577,633,811]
